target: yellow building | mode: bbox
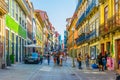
[75,0,100,64]
[0,0,8,68]
[34,10,44,53]
[99,0,120,69]
[67,14,78,58]
[75,0,89,57]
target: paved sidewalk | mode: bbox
[0,57,116,80]
[66,57,116,80]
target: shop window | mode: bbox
[90,46,96,60]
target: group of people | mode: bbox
[77,52,90,69]
[52,51,67,66]
[76,51,113,71]
[38,51,67,66]
[97,51,110,71]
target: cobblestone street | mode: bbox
[0,58,116,80]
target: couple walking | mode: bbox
[77,52,90,69]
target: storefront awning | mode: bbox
[24,44,41,48]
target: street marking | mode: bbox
[39,66,52,72]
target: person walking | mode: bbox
[47,52,50,65]
[85,53,90,69]
[56,51,60,65]
[39,53,43,64]
[77,53,82,69]
[60,52,63,66]
[53,52,57,65]
[98,53,103,71]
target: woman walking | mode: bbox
[77,53,82,69]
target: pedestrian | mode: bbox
[85,53,90,69]
[47,52,50,65]
[40,53,43,64]
[56,52,60,65]
[60,52,63,66]
[53,52,57,65]
[77,53,82,69]
[97,53,103,71]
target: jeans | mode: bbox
[78,61,82,69]
[86,60,89,68]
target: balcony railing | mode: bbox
[99,13,120,36]
[75,0,82,11]
[76,13,86,28]
[86,0,98,16]
[86,29,96,40]
[23,0,30,12]
[0,0,8,14]
[76,0,98,28]
[76,33,86,44]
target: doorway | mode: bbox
[116,39,120,68]
[101,43,105,55]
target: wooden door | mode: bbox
[101,44,104,55]
[117,40,120,63]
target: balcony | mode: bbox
[17,0,30,15]
[86,30,96,39]
[86,0,98,17]
[99,13,120,36]
[76,0,98,29]
[76,33,86,45]
[0,0,8,14]
[75,0,82,11]
[76,13,86,28]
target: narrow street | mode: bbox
[0,58,116,80]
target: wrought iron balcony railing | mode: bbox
[76,33,86,44]
[86,0,98,16]
[99,13,120,36]
[75,0,82,11]
[76,0,98,28]
[86,29,96,40]
[76,13,86,28]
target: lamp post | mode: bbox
[72,27,75,67]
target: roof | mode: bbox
[35,10,48,21]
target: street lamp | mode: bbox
[72,27,75,67]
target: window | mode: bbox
[114,0,119,22]
[5,0,9,12]
[19,8,21,24]
[104,6,108,31]
[16,3,18,21]
[0,18,2,32]
[12,0,14,17]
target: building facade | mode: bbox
[0,0,8,68]
[5,0,30,65]
[99,0,120,69]
[34,10,44,53]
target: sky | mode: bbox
[30,0,77,39]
